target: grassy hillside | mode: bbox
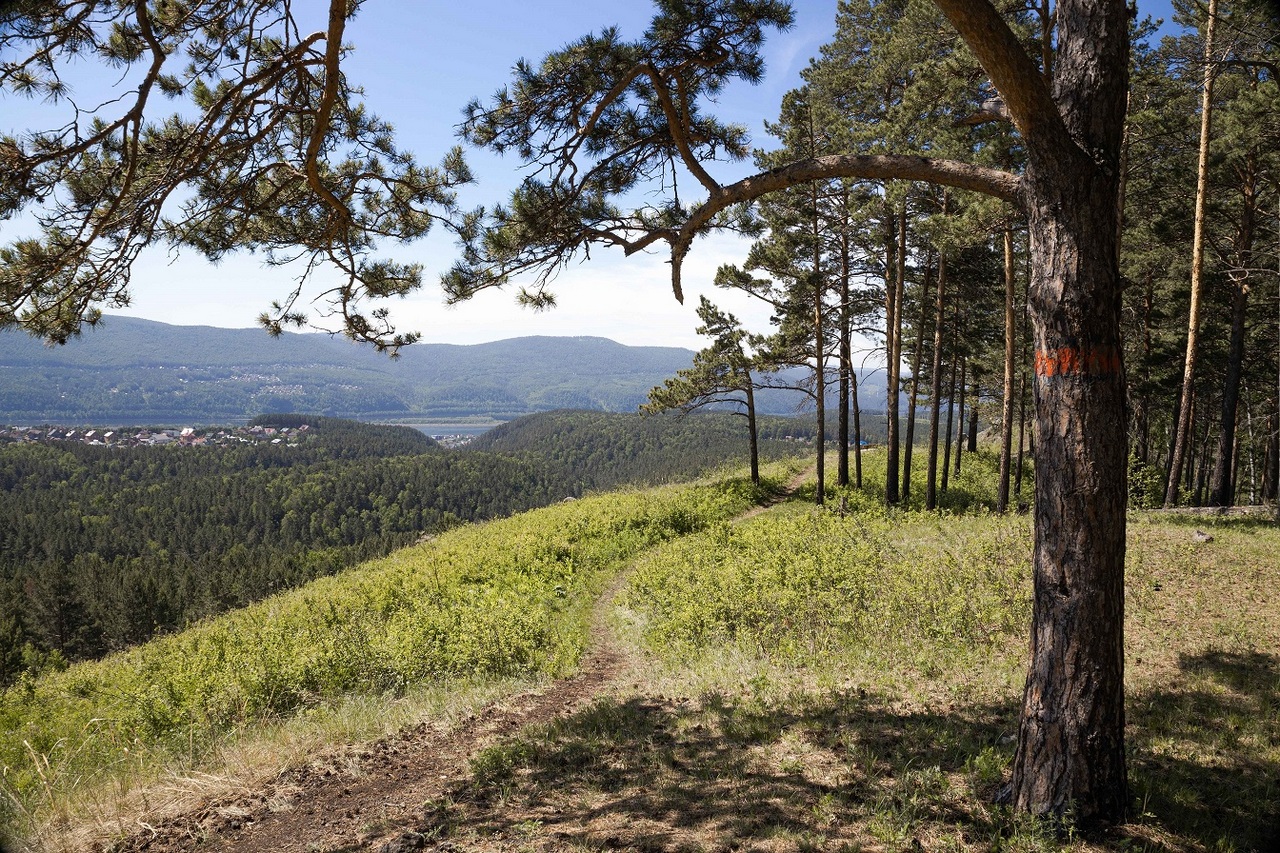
[0,466,780,847]
[450,456,1280,852]
[3,451,1276,852]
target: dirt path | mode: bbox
[109,468,811,853]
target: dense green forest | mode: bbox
[467,409,877,491]
[0,411,807,686]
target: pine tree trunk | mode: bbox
[746,380,760,485]
[883,203,902,505]
[926,250,949,510]
[1166,0,1218,507]
[1009,164,1129,829]
[1195,413,1214,505]
[1134,274,1154,464]
[955,357,966,476]
[852,371,864,489]
[1015,369,1028,497]
[813,181,826,507]
[943,320,959,492]
[838,191,854,488]
[1002,0,1131,819]
[967,376,979,452]
[904,253,935,502]
[998,226,1017,512]
[1209,147,1258,507]
[1209,279,1251,506]
[839,273,851,489]
[1262,412,1278,502]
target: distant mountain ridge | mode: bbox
[0,316,887,424]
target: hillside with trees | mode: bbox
[0,0,1276,836]
[0,317,890,423]
[0,410,812,687]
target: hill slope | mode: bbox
[0,317,886,423]
[0,318,697,422]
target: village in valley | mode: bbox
[0,422,310,448]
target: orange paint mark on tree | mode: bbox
[1034,347,1121,378]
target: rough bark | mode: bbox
[746,380,760,485]
[934,0,1131,823]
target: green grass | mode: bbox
[6,447,1279,853]
[0,464,792,845]
[421,450,1278,853]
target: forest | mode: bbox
[0,0,1277,833]
[0,410,806,687]
[626,0,1279,514]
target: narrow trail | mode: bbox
[109,467,813,853]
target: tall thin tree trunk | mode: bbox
[852,371,864,489]
[1262,411,1278,502]
[1015,369,1028,497]
[998,225,1017,512]
[745,379,760,485]
[1209,145,1258,506]
[883,200,902,505]
[903,252,936,502]
[926,248,949,510]
[967,376,980,452]
[811,161,825,507]
[838,199,853,488]
[955,357,967,476]
[943,312,960,492]
[1166,0,1219,507]
[1134,274,1154,464]
[1017,260,1031,496]
[1194,411,1214,506]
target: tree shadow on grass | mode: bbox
[405,666,1280,851]
[423,689,1042,851]
[1128,649,1280,852]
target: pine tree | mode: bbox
[643,297,778,483]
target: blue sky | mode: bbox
[3,0,1180,352]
